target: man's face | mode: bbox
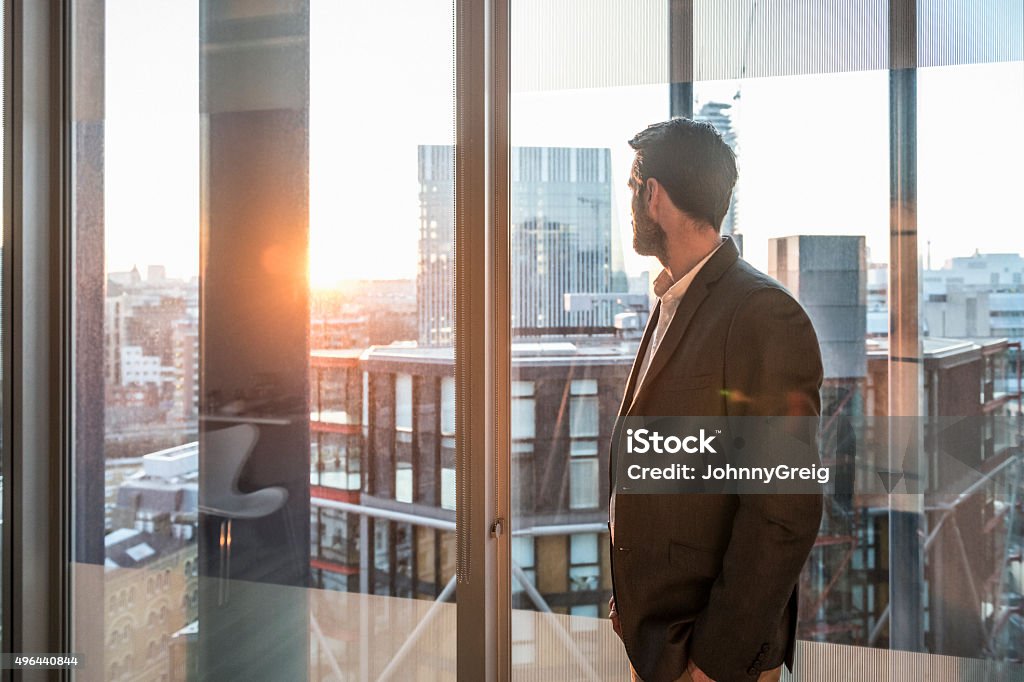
[630,174,667,263]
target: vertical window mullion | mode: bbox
[455,0,510,678]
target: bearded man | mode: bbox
[608,118,824,682]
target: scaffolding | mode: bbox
[800,341,1024,660]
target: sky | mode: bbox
[102,0,1024,285]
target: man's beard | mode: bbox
[631,193,668,264]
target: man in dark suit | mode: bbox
[608,118,823,682]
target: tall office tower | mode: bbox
[417,145,625,344]
[417,145,455,347]
[770,235,867,641]
[769,235,867,389]
[695,101,739,237]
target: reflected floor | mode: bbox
[72,562,1024,681]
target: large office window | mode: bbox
[69,0,457,679]
[508,0,1023,679]
[1,0,1016,678]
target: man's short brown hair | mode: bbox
[628,118,738,232]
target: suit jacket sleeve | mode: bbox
[689,287,824,681]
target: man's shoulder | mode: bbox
[717,257,793,302]
[717,260,816,335]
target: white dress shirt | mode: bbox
[633,239,724,395]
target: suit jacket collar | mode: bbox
[622,235,740,415]
[617,300,660,417]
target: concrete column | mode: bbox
[669,0,693,119]
[197,1,310,678]
[887,0,925,653]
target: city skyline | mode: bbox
[110,241,1024,291]
[99,0,1024,283]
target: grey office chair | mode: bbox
[199,424,292,604]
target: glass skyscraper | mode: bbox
[418,144,626,344]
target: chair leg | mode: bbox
[218,519,227,606]
[280,508,301,581]
[225,518,233,603]
[217,518,234,605]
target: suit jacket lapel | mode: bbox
[617,301,661,416]
[626,237,740,414]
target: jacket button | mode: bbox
[747,666,758,676]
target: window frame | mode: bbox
[3,0,74,671]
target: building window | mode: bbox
[568,533,600,592]
[395,523,414,598]
[511,381,537,514]
[441,375,455,435]
[511,381,536,440]
[569,379,599,437]
[511,536,536,593]
[395,373,413,431]
[317,431,361,491]
[511,441,535,514]
[569,440,599,510]
[441,377,456,510]
[569,379,599,509]
[440,437,456,511]
[317,507,358,567]
[373,520,392,596]
[361,370,370,439]
[395,373,414,503]
[569,603,600,632]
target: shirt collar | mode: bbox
[652,239,725,302]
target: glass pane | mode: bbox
[915,60,1024,660]
[512,536,535,568]
[569,395,599,438]
[569,459,599,510]
[510,2,1022,680]
[570,378,598,395]
[569,439,598,456]
[509,14,667,677]
[71,0,457,679]
[570,533,598,564]
[505,0,1015,675]
[395,373,413,431]
[511,379,535,397]
[511,396,536,440]
[704,73,886,658]
[440,376,455,435]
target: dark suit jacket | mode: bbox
[609,237,823,682]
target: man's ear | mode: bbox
[646,177,661,220]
